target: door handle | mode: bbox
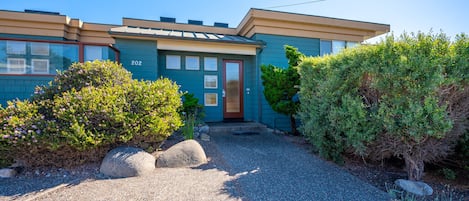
[222,89,226,98]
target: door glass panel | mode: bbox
[226,62,240,113]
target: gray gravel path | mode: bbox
[211,131,391,201]
[0,130,391,201]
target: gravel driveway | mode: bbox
[0,130,391,201]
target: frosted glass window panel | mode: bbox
[204,57,217,71]
[204,93,218,106]
[32,59,49,74]
[6,41,26,55]
[31,42,50,56]
[185,56,200,70]
[7,58,26,73]
[204,75,218,89]
[166,55,181,69]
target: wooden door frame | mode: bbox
[222,59,244,119]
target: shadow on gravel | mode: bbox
[193,131,392,201]
[0,176,87,198]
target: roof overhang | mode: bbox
[110,27,263,55]
[237,8,390,42]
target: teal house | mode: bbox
[0,8,389,131]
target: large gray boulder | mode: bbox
[156,140,207,168]
[395,179,433,196]
[100,147,155,178]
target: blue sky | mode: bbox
[2,0,468,43]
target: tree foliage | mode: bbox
[261,45,303,134]
[298,33,469,180]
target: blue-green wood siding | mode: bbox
[114,39,158,80]
[252,33,320,131]
[158,50,257,122]
[0,76,52,106]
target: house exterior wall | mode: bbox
[114,38,158,80]
[0,76,51,105]
[158,50,257,122]
[251,33,320,131]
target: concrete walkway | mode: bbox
[211,131,391,201]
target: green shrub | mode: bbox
[180,93,204,140]
[0,61,183,167]
[261,45,303,134]
[298,32,469,181]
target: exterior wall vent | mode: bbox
[213,22,229,28]
[160,17,176,23]
[188,20,203,25]
[24,9,60,15]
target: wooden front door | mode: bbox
[223,60,244,119]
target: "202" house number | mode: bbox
[131,60,142,66]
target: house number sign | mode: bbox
[131,60,142,66]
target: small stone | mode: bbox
[200,133,210,141]
[199,125,210,134]
[193,132,201,138]
[395,179,433,196]
[0,168,17,178]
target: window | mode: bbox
[332,40,346,54]
[84,46,103,61]
[7,58,26,73]
[204,75,218,89]
[6,41,26,55]
[204,93,218,106]
[204,57,217,71]
[320,40,332,56]
[31,42,49,56]
[347,41,359,48]
[31,59,49,74]
[166,55,181,69]
[185,56,200,70]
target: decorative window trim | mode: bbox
[204,93,218,106]
[166,55,181,69]
[31,42,50,56]
[204,75,218,89]
[7,58,26,74]
[185,56,200,70]
[31,59,49,74]
[204,57,217,71]
[6,41,26,55]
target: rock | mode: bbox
[156,140,207,168]
[0,168,17,178]
[100,146,155,178]
[395,179,433,196]
[193,131,201,138]
[199,125,210,134]
[200,133,211,141]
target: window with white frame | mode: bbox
[185,56,200,70]
[32,59,49,74]
[6,41,26,55]
[204,93,218,106]
[31,42,50,56]
[7,58,26,73]
[166,55,181,69]
[204,75,218,89]
[204,57,217,71]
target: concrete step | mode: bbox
[207,122,267,134]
